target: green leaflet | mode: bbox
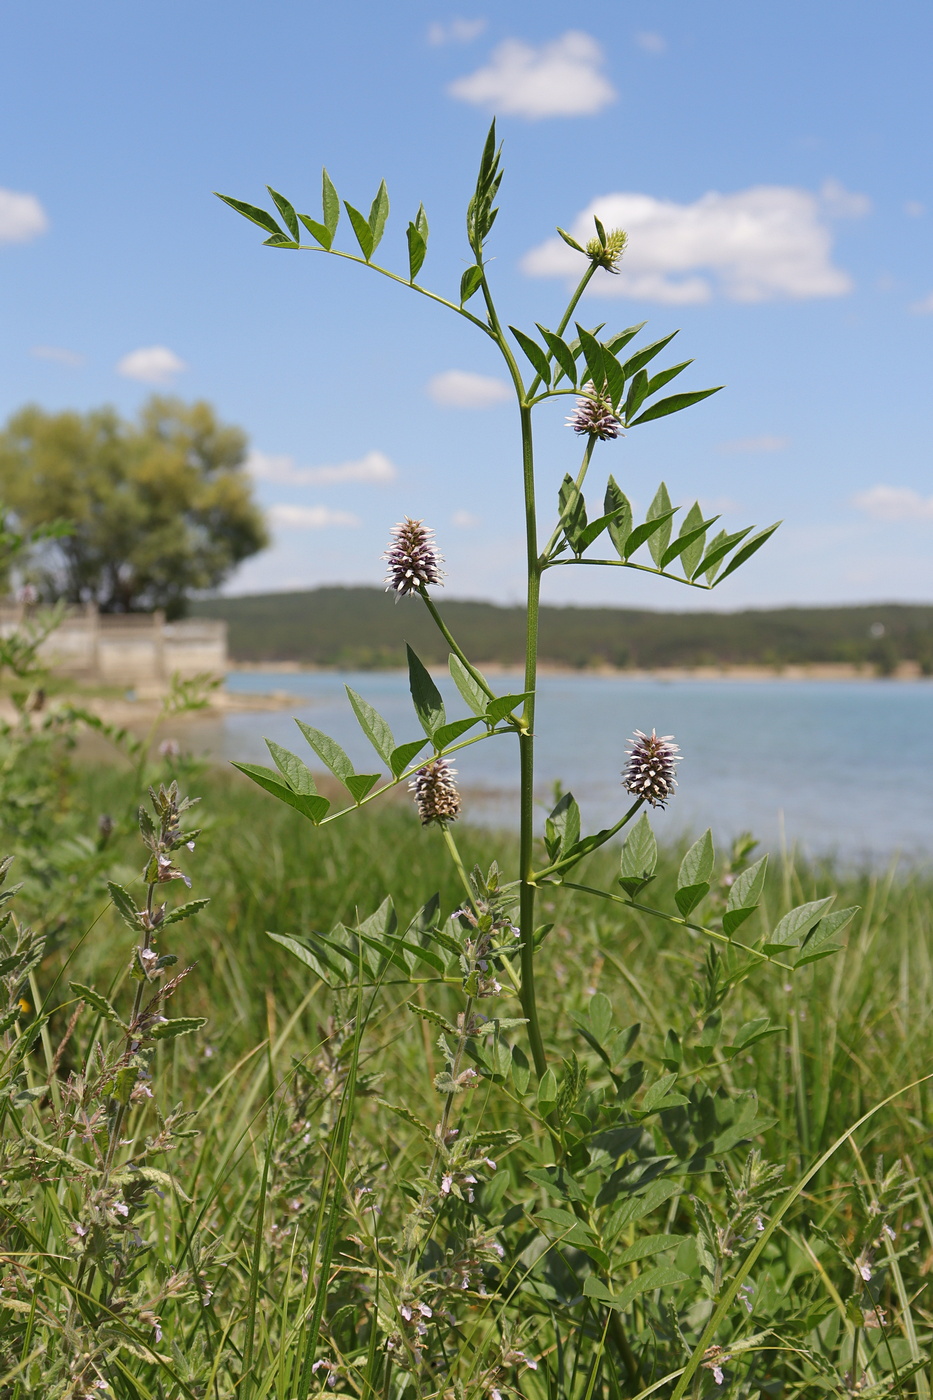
[631,385,723,426]
[406,644,445,737]
[266,186,299,241]
[448,654,488,716]
[231,762,331,824]
[510,326,550,383]
[619,813,657,895]
[646,482,674,566]
[346,687,395,765]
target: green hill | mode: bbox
[191,587,933,674]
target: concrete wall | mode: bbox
[0,605,227,684]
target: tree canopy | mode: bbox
[0,396,268,614]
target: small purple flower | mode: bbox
[622,729,681,807]
[566,384,623,440]
[383,517,444,596]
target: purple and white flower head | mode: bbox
[566,384,623,441]
[622,729,681,808]
[383,517,444,597]
[409,758,462,826]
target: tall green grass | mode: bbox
[5,760,932,1397]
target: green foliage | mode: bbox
[0,396,268,615]
[1,764,931,1399]
[3,121,925,1400]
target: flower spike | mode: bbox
[622,729,680,808]
[566,383,623,441]
[409,758,462,826]
[383,517,444,597]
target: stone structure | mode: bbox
[0,604,227,685]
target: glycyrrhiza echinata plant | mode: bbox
[217,128,930,1399]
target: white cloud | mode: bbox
[718,435,789,453]
[522,183,863,303]
[452,509,482,527]
[248,448,397,485]
[0,188,48,244]
[31,345,84,367]
[909,292,933,314]
[116,345,187,384]
[904,200,924,217]
[426,369,511,408]
[268,504,361,530]
[852,486,933,522]
[819,178,872,219]
[428,17,486,45]
[635,31,666,53]
[448,31,616,118]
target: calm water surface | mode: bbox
[214,671,933,868]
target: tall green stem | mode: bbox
[420,592,495,702]
[517,403,547,1081]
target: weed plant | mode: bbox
[1,129,931,1399]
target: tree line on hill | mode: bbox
[192,586,933,674]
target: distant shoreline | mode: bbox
[228,660,932,684]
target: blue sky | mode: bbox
[2,0,932,610]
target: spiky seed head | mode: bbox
[382,517,444,597]
[409,758,462,826]
[622,729,680,808]
[566,383,623,441]
[586,226,628,273]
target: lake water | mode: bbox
[213,671,933,869]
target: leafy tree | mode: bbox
[0,396,268,614]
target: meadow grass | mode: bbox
[5,758,932,1398]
